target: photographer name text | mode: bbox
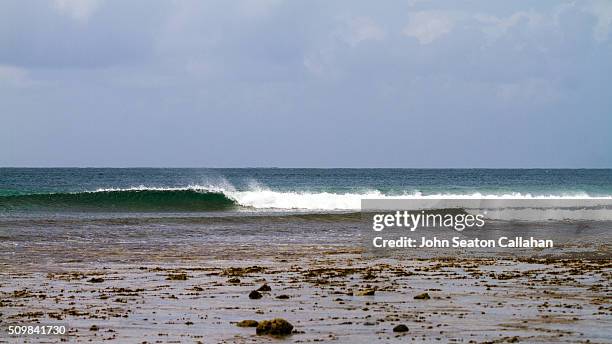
[372,236,553,248]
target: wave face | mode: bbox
[2,184,612,212]
[0,188,237,212]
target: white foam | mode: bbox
[92,183,233,194]
[227,190,612,210]
[227,189,384,210]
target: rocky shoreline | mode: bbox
[0,244,610,343]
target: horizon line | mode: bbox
[1,166,611,170]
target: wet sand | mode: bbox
[1,243,611,343]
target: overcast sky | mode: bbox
[1,0,611,167]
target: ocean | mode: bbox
[2,168,612,212]
[1,168,611,263]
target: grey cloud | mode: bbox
[0,0,610,167]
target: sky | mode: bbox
[1,0,611,168]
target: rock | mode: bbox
[166,273,188,281]
[356,289,375,296]
[257,284,271,292]
[363,270,376,280]
[393,324,409,332]
[256,318,293,336]
[276,294,290,299]
[414,292,430,300]
[89,325,99,331]
[87,278,104,283]
[236,320,258,327]
[249,290,263,299]
[221,266,265,277]
[227,277,240,284]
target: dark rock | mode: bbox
[227,277,240,284]
[87,278,104,283]
[257,284,272,292]
[276,294,290,299]
[89,325,99,331]
[256,318,293,336]
[363,271,376,280]
[249,290,263,299]
[414,292,430,300]
[236,320,258,327]
[356,289,375,296]
[393,324,409,332]
[221,266,265,276]
[166,273,188,281]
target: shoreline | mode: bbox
[1,244,610,343]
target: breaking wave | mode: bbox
[1,184,612,212]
